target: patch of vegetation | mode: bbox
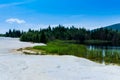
[32,40,120,65]
[104,51,120,64]
[0,34,5,37]
[33,40,87,56]
[5,29,24,38]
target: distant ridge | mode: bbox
[104,23,120,30]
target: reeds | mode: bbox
[33,40,120,65]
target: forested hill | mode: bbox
[104,23,120,30]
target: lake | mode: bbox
[88,45,120,54]
[87,45,120,64]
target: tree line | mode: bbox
[5,29,24,38]
[20,25,90,43]
[4,25,120,44]
[0,34,5,37]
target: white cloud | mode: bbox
[6,18,26,24]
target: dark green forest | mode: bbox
[0,34,5,37]
[3,25,120,45]
[5,29,24,38]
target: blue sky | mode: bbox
[0,0,120,33]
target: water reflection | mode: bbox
[87,45,120,64]
[88,45,120,53]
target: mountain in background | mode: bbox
[103,23,120,30]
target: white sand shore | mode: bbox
[0,37,120,80]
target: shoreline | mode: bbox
[16,46,120,66]
[16,47,42,55]
[1,38,120,80]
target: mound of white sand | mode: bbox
[0,37,120,80]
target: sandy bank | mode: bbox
[1,37,120,80]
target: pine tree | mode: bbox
[40,31,47,43]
